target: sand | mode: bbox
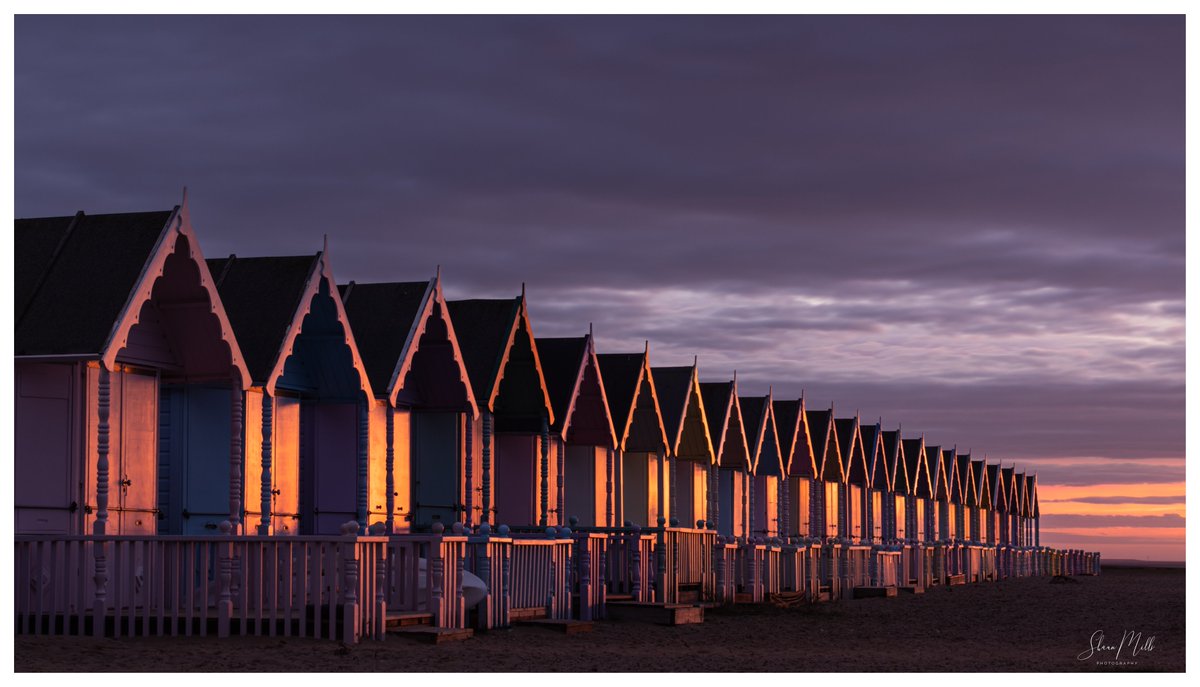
[14,566,1184,673]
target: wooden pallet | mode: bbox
[390,625,474,644]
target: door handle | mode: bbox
[120,478,132,487]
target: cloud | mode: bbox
[1042,495,1185,505]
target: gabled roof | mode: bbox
[536,333,617,447]
[1014,472,1027,516]
[209,251,372,399]
[1001,467,1018,513]
[941,449,962,504]
[883,430,909,494]
[860,422,889,490]
[988,463,1007,513]
[700,379,750,470]
[597,349,668,453]
[903,438,930,498]
[340,276,477,415]
[973,460,991,509]
[447,296,553,423]
[16,202,249,385]
[1030,475,1039,518]
[956,453,975,507]
[774,398,817,478]
[740,394,783,476]
[930,444,952,501]
[653,363,714,462]
[806,408,843,481]
[837,417,869,487]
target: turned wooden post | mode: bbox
[431,541,445,626]
[94,365,111,535]
[463,412,473,526]
[579,538,593,621]
[605,447,614,527]
[217,520,234,638]
[630,529,642,601]
[259,392,273,535]
[539,415,550,527]
[481,411,493,522]
[385,406,395,533]
[229,379,243,531]
[374,544,386,639]
[340,522,360,644]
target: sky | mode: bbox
[13,15,1185,560]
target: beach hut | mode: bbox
[806,408,844,539]
[536,331,619,527]
[773,397,814,539]
[900,439,930,543]
[15,202,249,536]
[969,458,988,545]
[836,417,869,543]
[1030,474,1040,548]
[881,430,909,543]
[207,249,373,535]
[447,294,555,528]
[957,453,978,543]
[741,394,783,538]
[859,421,889,545]
[928,444,952,543]
[597,347,670,528]
[699,379,750,538]
[652,361,715,529]
[338,276,478,532]
[988,463,1009,576]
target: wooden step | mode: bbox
[385,611,434,628]
[517,618,594,635]
[606,594,635,602]
[853,586,898,599]
[510,606,548,621]
[815,591,832,602]
[606,601,703,626]
[733,593,754,604]
[947,574,967,586]
[390,625,474,644]
[897,585,925,594]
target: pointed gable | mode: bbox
[1013,472,1027,516]
[209,252,371,399]
[860,422,889,490]
[740,395,782,476]
[973,460,991,509]
[448,297,553,427]
[988,463,1007,513]
[340,278,476,413]
[905,438,930,498]
[957,453,976,507]
[17,206,249,384]
[597,351,667,453]
[883,431,909,494]
[774,399,810,478]
[837,418,869,486]
[654,365,714,462]
[806,408,843,482]
[700,380,749,470]
[1030,475,1040,518]
[534,334,617,447]
[1001,467,1017,513]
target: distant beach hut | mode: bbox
[15,203,249,536]
[773,397,814,540]
[699,379,750,538]
[207,250,373,535]
[447,295,555,528]
[859,421,889,545]
[536,331,618,527]
[339,276,477,532]
[881,429,910,543]
[957,453,978,543]
[902,437,933,586]
[653,362,715,529]
[597,347,670,528]
[806,407,844,540]
[741,394,783,538]
[836,416,869,543]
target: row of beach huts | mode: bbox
[14,200,1099,643]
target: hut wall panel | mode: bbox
[716,468,743,537]
[244,388,265,530]
[178,385,233,535]
[495,433,536,527]
[411,412,461,529]
[894,495,907,539]
[675,461,707,528]
[272,397,301,533]
[393,409,412,528]
[15,362,77,535]
[848,485,863,541]
[871,490,883,541]
[787,477,811,538]
[913,498,926,542]
[623,451,658,527]
[753,474,779,537]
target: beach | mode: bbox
[15,566,1184,673]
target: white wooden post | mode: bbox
[341,523,360,644]
[229,379,243,531]
[374,544,386,639]
[464,412,473,526]
[386,405,395,533]
[579,537,592,621]
[259,392,273,535]
[94,364,111,535]
[217,520,234,638]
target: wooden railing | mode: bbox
[875,549,901,587]
[712,539,738,604]
[605,529,655,603]
[465,532,511,630]
[510,535,572,619]
[385,533,468,629]
[573,533,607,620]
[15,526,388,643]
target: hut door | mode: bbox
[563,444,597,527]
[272,396,301,534]
[412,412,460,529]
[181,385,232,535]
[118,369,158,535]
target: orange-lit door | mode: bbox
[272,395,301,534]
[118,369,158,535]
